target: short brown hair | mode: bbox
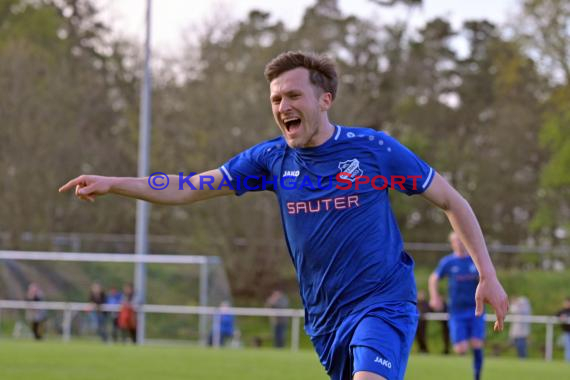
[264,51,338,100]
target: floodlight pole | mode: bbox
[134,0,153,345]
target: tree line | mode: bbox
[0,0,568,297]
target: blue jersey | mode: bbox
[220,125,435,336]
[434,254,479,314]
[220,314,235,336]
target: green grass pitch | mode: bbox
[0,341,568,379]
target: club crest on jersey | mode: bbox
[338,159,363,182]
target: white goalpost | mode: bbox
[0,250,305,350]
[0,250,222,345]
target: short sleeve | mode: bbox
[220,141,276,196]
[434,256,450,279]
[375,132,435,195]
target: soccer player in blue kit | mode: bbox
[429,232,486,380]
[60,51,509,380]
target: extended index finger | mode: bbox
[59,176,84,193]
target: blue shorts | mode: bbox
[448,312,486,344]
[310,302,418,380]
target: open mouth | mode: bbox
[283,118,301,132]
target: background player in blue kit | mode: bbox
[60,51,509,380]
[429,232,485,380]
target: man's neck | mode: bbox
[311,119,335,147]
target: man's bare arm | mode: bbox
[428,273,443,311]
[422,172,509,331]
[59,169,233,205]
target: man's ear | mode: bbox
[319,92,333,111]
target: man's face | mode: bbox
[450,233,467,256]
[269,67,331,148]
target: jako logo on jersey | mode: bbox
[282,170,300,178]
[374,356,392,369]
[338,159,363,182]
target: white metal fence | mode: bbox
[423,312,564,361]
[0,300,566,360]
[0,300,304,350]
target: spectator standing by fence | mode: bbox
[25,283,47,340]
[209,301,235,346]
[106,286,122,342]
[88,282,108,342]
[118,283,137,343]
[509,296,531,358]
[266,290,290,348]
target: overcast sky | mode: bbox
[95,0,520,55]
